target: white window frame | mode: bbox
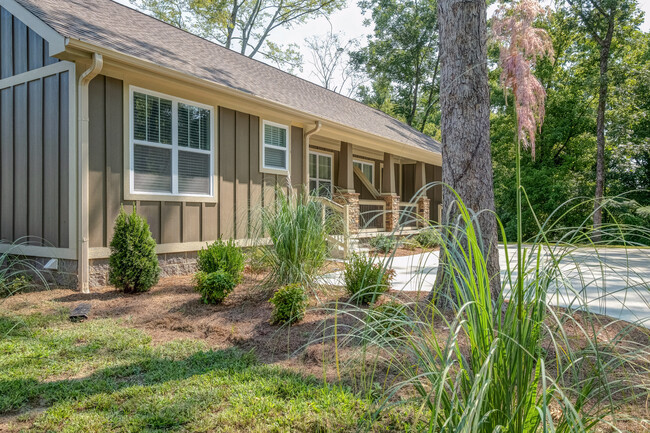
[261,119,290,174]
[353,159,374,184]
[129,86,214,198]
[309,150,333,196]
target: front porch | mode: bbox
[307,139,442,256]
[308,139,442,236]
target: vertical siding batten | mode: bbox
[235,111,249,239]
[13,82,27,240]
[43,73,59,246]
[27,77,43,243]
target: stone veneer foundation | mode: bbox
[382,194,401,232]
[333,191,360,234]
[89,252,199,288]
[417,197,431,227]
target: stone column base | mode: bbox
[382,194,400,232]
[333,191,360,234]
[417,197,431,227]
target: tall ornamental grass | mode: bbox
[314,188,650,432]
[260,188,338,286]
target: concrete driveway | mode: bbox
[326,246,650,326]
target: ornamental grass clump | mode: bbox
[194,270,236,304]
[344,253,395,305]
[109,207,160,293]
[269,283,308,325]
[260,188,335,286]
[197,239,245,284]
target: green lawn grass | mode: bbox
[0,313,411,432]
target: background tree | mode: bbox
[304,32,365,97]
[564,0,640,240]
[351,0,440,132]
[131,0,346,71]
[434,0,501,301]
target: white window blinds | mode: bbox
[131,88,213,196]
[263,121,289,170]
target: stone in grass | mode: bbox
[69,303,91,322]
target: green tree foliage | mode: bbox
[352,0,440,132]
[490,1,650,242]
[131,0,345,71]
[109,207,161,293]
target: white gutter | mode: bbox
[303,121,322,188]
[77,53,103,293]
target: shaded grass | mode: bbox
[0,314,412,432]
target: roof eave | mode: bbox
[65,38,442,166]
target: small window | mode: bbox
[309,152,332,197]
[131,88,213,196]
[353,160,374,184]
[262,120,289,171]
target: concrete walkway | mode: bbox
[325,246,650,326]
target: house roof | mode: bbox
[14,0,441,155]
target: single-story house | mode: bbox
[0,0,442,292]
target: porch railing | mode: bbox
[315,197,350,258]
[359,199,386,230]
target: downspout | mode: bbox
[77,53,103,293]
[303,121,322,191]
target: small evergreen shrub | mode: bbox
[109,207,160,293]
[344,253,395,305]
[194,270,236,304]
[415,228,441,248]
[269,283,308,325]
[366,301,410,339]
[369,235,398,254]
[197,239,245,284]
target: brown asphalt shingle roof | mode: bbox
[16,0,440,154]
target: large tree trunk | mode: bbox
[431,0,501,302]
[593,18,614,242]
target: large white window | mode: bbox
[262,120,290,172]
[130,87,213,196]
[309,151,332,197]
[353,160,374,183]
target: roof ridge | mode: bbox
[105,0,421,133]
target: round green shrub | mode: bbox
[269,283,308,325]
[344,253,395,305]
[109,207,160,293]
[194,270,236,304]
[197,239,245,284]
[414,228,441,248]
[369,235,399,253]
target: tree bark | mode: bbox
[593,16,614,242]
[431,0,501,302]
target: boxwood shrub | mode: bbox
[194,270,236,304]
[269,283,308,325]
[197,239,245,284]
[344,253,395,305]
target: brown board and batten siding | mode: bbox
[0,6,71,249]
[88,75,303,249]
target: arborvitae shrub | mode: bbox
[197,239,245,284]
[344,253,395,305]
[194,270,236,304]
[109,207,160,293]
[269,283,308,325]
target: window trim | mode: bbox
[261,119,291,174]
[353,159,374,184]
[128,86,215,198]
[309,150,333,196]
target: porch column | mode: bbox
[415,161,430,227]
[334,142,359,233]
[381,152,400,232]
